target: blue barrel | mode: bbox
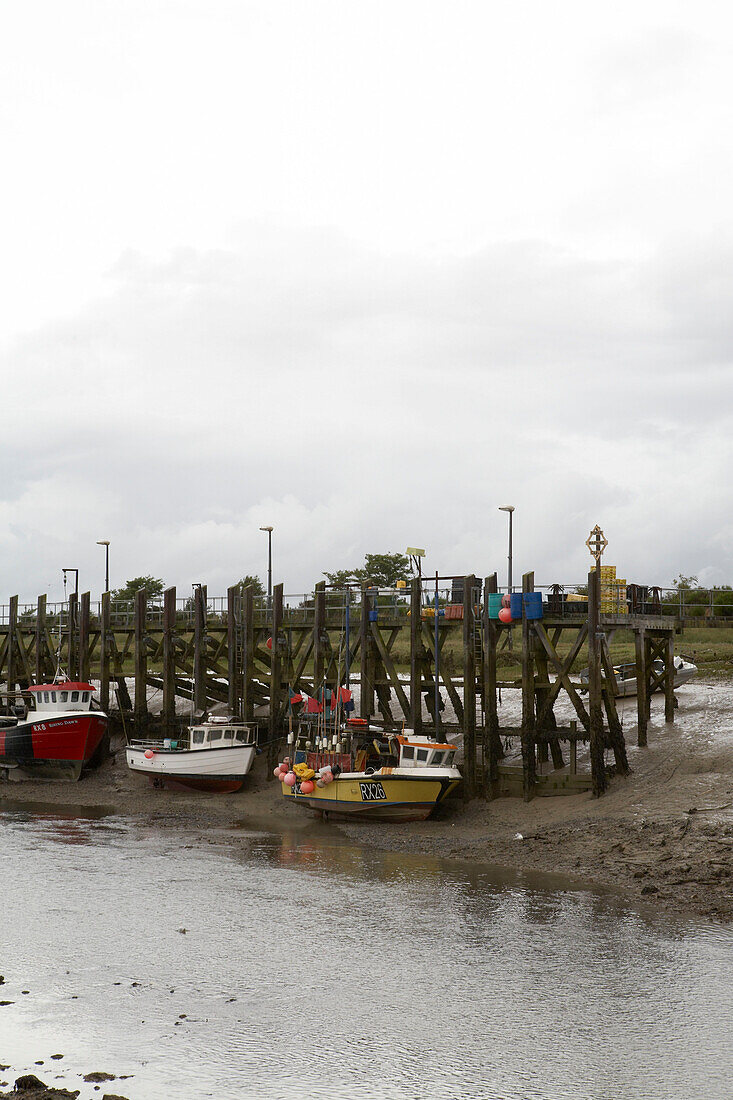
[510,593,523,619]
[524,592,543,620]
[369,609,378,622]
[488,593,503,619]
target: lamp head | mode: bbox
[498,505,515,513]
[259,526,274,533]
[97,540,110,546]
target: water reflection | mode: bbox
[0,810,729,1100]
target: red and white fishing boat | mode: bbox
[0,681,108,780]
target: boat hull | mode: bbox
[282,771,462,822]
[126,744,256,793]
[0,713,108,780]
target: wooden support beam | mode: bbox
[664,632,675,723]
[193,584,207,714]
[134,588,148,732]
[35,595,47,683]
[100,591,111,713]
[242,585,255,723]
[360,585,374,721]
[569,720,578,775]
[533,622,590,732]
[462,574,477,798]
[521,572,536,801]
[7,595,17,695]
[533,635,563,769]
[587,568,607,796]
[484,574,502,792]
[162,587,177,734]
[79,592,91,683]
[67,592,78,680]
[410,577,423,735]
[370,621,410,721]
[268,582,284,772]
[599,633,629,774]
[227,584,240,718]
[635,628,648,747]
[313,581,326,702]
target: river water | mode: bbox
[0,806,730,1100]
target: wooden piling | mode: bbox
[635,628,648,747]
[484,574,501,791]
[242,585,255,723]
[79,592,91,683]
[410,577,423,735]
[67,592,78,680]
[360,584,374,721]
[462,574,476,798]
[587,568,607,796]
[268,582,284,771]
[99,591,111,713]
[7,595,17,696]
[520,572,536,801]
[664,632,675,723]
[35,595,47,683]
[227,584,240,718]
[162,586,177,733]
[313,581,326,703]
[193,584,207,714]
[134,588,148,732]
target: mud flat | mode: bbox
[1,678,730,924]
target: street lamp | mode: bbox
[97,540,110,593]
[498,506,515,593]
[259,526,273,606]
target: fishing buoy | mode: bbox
[144,749,155,759]
[266,637,273,650]
[316,778,326,788]
[323,771,334,784]
[273,766,283,777]
[283,771,297,787]
[501,593,511,609]
[498,608,512,624]
[300,780,315,794]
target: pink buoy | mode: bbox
[323,771,334,784]
[316,779,326,788]
[300,779,315,794]
[498,607,512,624]
[501,593,511,609]
[283,772,297,787]
[273,766,283,777]
[144,749,155,759]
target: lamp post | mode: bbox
[498,506,514,593]
[259,526,273,609]
[97,540,110,593]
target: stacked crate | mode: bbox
[591,564,628,615]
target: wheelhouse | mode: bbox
[395,735,457,768]
[27,682,96,712]
[188,720,256,750]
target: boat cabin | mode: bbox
[26,682,96,713]
[187,717,255,750]
[395,734,457,768]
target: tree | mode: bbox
[111,576,164,604]
[324,552,410,590]
[238,575,266,597]
[671,573,699,590]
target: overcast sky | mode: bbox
[2,1,732,603]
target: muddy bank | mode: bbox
[0,1071,127,1099]
[1,678,731,924]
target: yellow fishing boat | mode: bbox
[277,722,462,822]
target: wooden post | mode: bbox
[100,591,111,713]
[268,582,284,771]
[410,577,423,735]
[485,574,501,792]
[635,628,647,747]
[569,719,578,775]
[313,581,326,704]
[134,588,148,733]
[7,595,17,695]
[242,585,255,723]
[534,639,563,769]
[79,592,91,683]
[35,595,47,683]
[67,591,78,680]
[360,584,374,721]
[588,568,606,796]
[599,634,629,774]
[227,584,240,718]
[463,574,476,798]
[521,572,536,801]
[193,584,207,714]
[162,586,177,734]
[664,632,675,723]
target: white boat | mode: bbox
[126,716,257,791]
[580,655,697,697]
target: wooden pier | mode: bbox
[0,568,679,799]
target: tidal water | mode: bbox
[0,807,730,1100]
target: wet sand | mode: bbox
[1,677,731,924]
